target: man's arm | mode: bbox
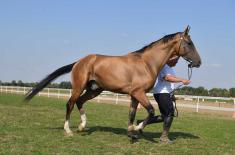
[164,74,190,85]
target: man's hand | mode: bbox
[164,75,191,85]
[182,79,190,85]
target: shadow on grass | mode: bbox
[46,125,199,142]
[47,125,199,142]
[141,131,199,142]
[46,126,77,130]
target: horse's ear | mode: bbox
[183,25,190,36]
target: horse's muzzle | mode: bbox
[188,60,201,68]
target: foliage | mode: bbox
[175,86,209,96]
[59,81,72,89]
[229,88,235,97]
[209,88,230,97]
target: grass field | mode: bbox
[0,93,235,155]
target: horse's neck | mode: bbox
[141,43,175,77]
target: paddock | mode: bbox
[0,93,235,154]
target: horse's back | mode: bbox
[94,54,152,92]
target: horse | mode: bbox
[24,26,201,138]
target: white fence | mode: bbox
[1,85,235,112]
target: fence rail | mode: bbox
[1,85,235,112]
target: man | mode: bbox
[136,56,190,144]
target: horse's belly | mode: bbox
[96,76,131,94]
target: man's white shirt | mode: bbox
[153,65,175,94]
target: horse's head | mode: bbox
[177,26,202,68]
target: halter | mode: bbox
[174,35,183,57]
[170,35,193,117]
[177,34,194,68]
[169,35,193,94]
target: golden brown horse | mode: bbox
[25,26,201,138]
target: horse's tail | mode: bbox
[24,62,76,102]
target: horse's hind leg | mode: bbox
[76,87,103,131]
[64,76,88,136]
[64,90,82,136]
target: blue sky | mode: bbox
[0,0,234,89]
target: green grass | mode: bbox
[0,93,235,155]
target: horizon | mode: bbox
[1,79,234,90]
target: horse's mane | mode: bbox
[133,32,181,53]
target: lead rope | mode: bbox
[171,64,192,117]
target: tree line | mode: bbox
[0,80,72,89]
[1,80,235,97]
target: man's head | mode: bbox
[167,56,179,67]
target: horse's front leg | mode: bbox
[127,97,139,138]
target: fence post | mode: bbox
[24,87,26,94]
[233,99,235,110]
[48,88,50,98]
[0,85,2,92]
[97,95,100,103]
[58,89,60,99]
[115,93,119,104]
[196,97,199,112]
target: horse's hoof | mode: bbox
[127,131,139,139]
[64,131,74,137]
[128,132,139,144]
[78,124,85,132]
[130,137,139,144]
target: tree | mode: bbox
[17,80,24,86]
[176,86,194,95]
[48,83,59,88]
[11,80,17,86]
[208,88,229,97]
[194,86,209,96]
[229,88,235,97]
[221,89,229,97]
[59,81,71,89]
